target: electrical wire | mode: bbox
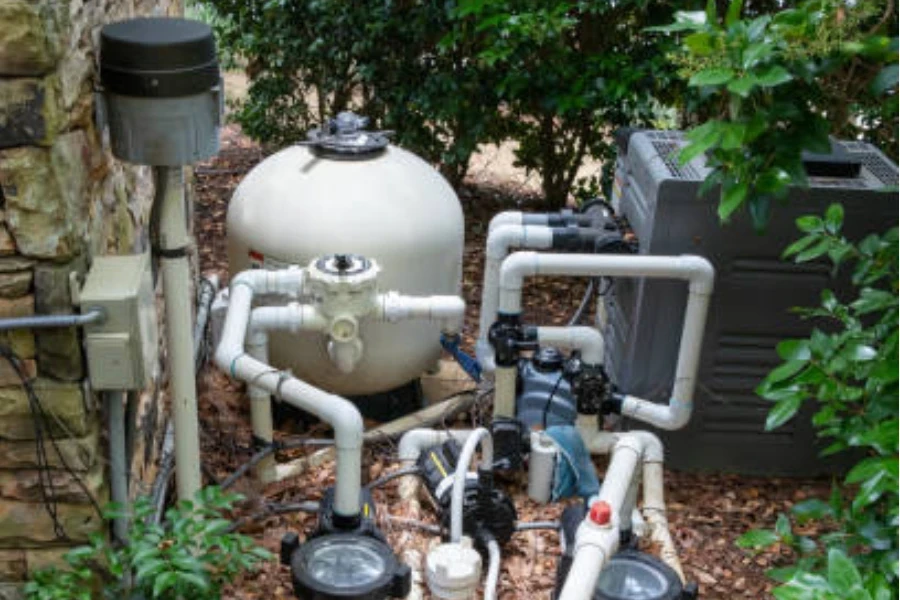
[366,465,421,490]
[227,500,321,533]
[515,520,561,532]
[220,437,334,490]
[541,371,567,430]
[0,345,103,538]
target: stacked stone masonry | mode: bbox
[0,1,181,597]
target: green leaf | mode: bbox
[794,239,830,262]
[755,65,792,87]
[796,215,824,233]
[766,396,803,430]
[775,513,792,538]
[737,528,780,548]
[718,180,748,221]
[776,339,811,361]
[824,203,844,233]
[152,571,179,598]
[871,64,898,94]
[690,67,735,86]
[725,0,743,26]
[782,235,817,258]
[827,548,863,594]
[742,41,774,68]
[790,498,833,522]
[685,32,715,56]
[727,76,757,97]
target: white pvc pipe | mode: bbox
[498,252,714,430]
[156,166,202,499]
[377,292,466,334]
[215,270,364,518]
[488,211,524,232]
[484,537,501,600]
[476,224,554,371]
[249,303,329,335]
[450,427,493,542]
[397,428,473,462]
[559,429,684,599]
[245,332,276,483]
[493,366,517,419]
[535,326,604,365]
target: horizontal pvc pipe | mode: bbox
[477,224,554,372]
[536,326,604,365]
[377,292,466,334]
[450,427,493,542]
[488,211,524,232]
[397,428,473,462]
[499,252,714,430]
[249,303,329,337]
[215,270,364,518]
[0,307,105,332]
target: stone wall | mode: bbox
[0,1,180,597]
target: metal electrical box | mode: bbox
[81,253,158,390]
[604,131,898,475]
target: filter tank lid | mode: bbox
[100,17,219,98]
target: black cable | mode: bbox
[0,345,104,538]
[220,437,333,490]
[366,465,421,490]
[226,500,320,533]
[540,371,567,430]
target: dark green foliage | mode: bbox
[650,0,897,229]
[24,487,271,600]
[197,0,679,200]
[443,0,681,204]
[736,206,899,600]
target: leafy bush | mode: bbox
[199,0,679,199]
[651,0,897,228]
[25,487,271,600]
[737,205,898,600]
[444,0,679,204]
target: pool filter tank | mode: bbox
[226,113,465,396]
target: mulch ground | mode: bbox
[192,126,832,599]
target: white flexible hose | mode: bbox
[450,427,493,543]
[484,536,501,600]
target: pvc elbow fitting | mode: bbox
[678,255,715,295]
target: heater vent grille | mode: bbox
[651,141,701,180]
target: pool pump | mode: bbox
[280,489,411,600]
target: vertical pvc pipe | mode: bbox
[106,391,129,542]
[156,166,202,499]
[493,366,517,419]
[245,332,276,483]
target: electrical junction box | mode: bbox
[80,253,158,390]
[604,131,898,475]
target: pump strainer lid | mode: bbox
[100,17,219,98]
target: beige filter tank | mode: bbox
[226,114,465,396]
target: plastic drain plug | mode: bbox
[425,536,483,599]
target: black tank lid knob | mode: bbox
[532,346,565,373]
[100,17,219,98]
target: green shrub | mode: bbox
[737,205,898,600]
[651,0,897,229]
[25,487,271,600]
